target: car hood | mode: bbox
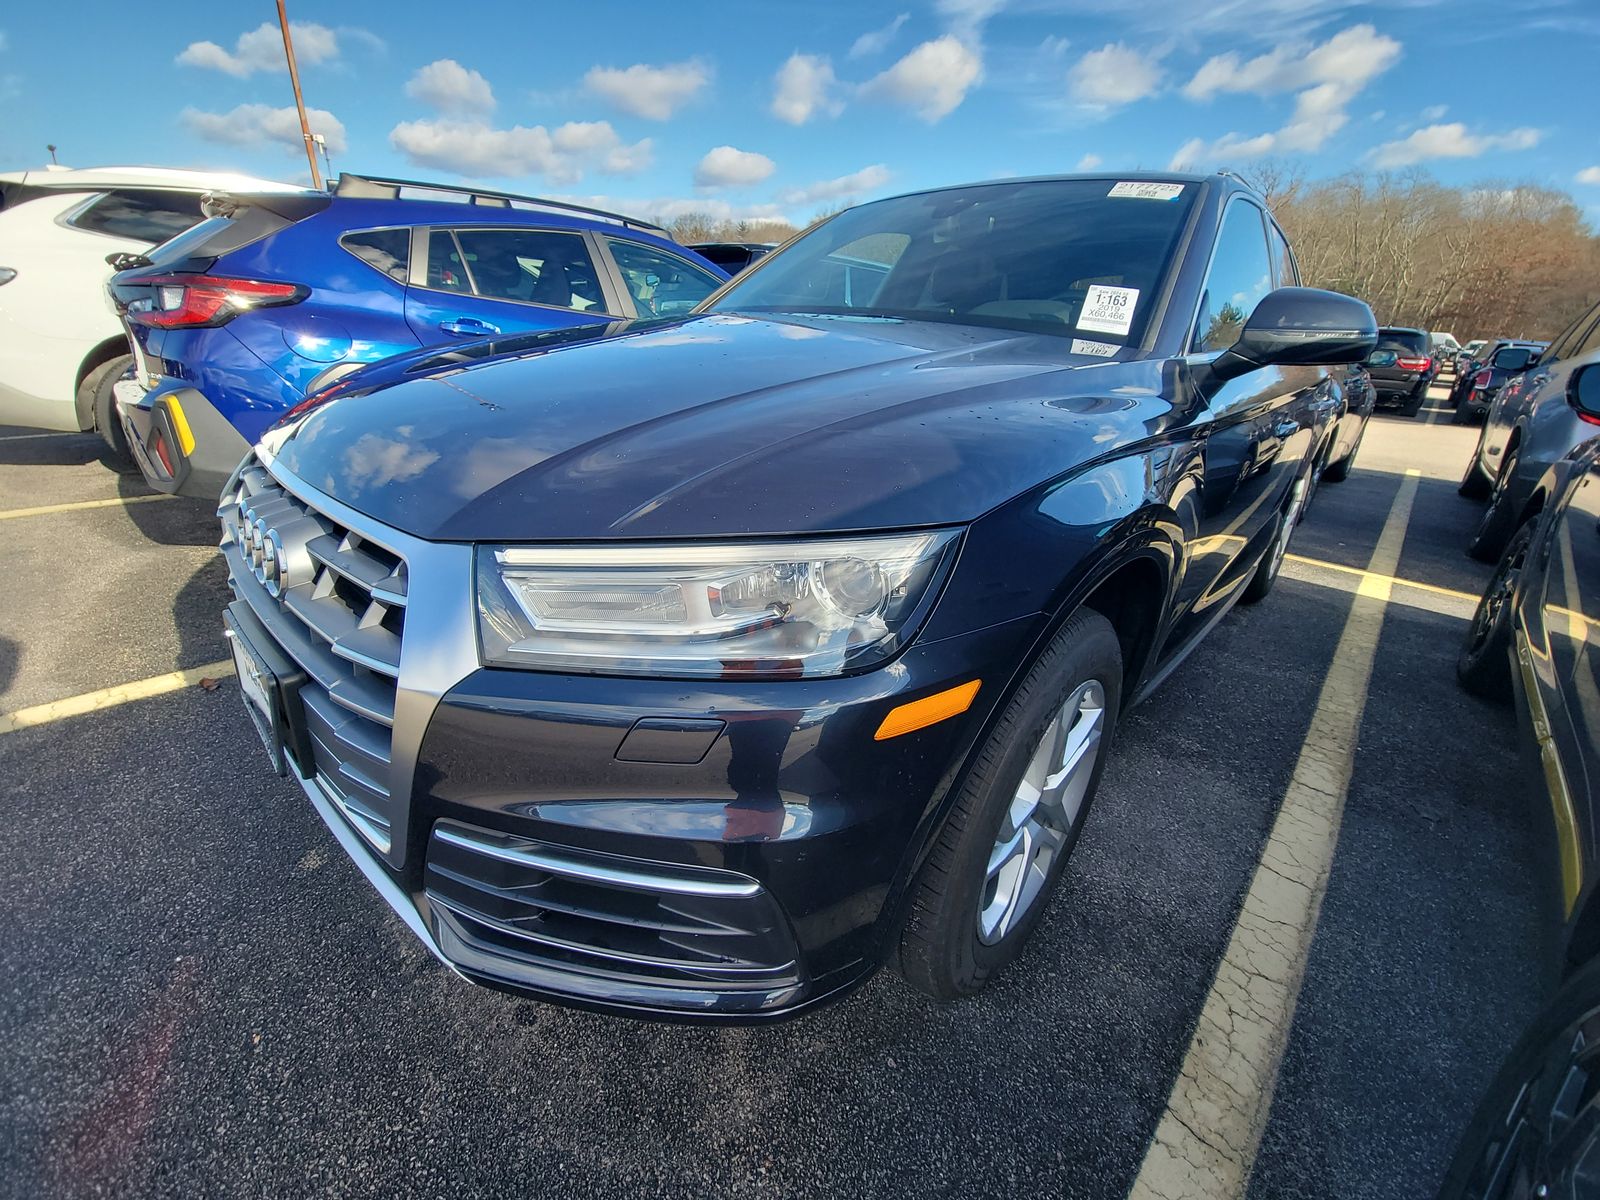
[270,312,1177,541]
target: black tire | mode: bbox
[1401,386,1426,418]
[1240,469,1311,605]
[1437,954,1600,1200]
[1458,438,1493,500]
[1456,520,1532,703]
[81,354,134,467]
[1322,427,1363,483]
[1468,451,1521,563]
[896,608,1123,1000]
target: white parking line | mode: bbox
[1129,469,1422,1200]
[0,494,177,521]
[0,660,235,735]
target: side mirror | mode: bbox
[1570,364,1600,422]
[1209,287,1377,384]
[1492,347,1536,372]
[1366,350,1398,368]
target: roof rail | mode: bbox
[333,173,666,234]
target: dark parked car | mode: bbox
[218,173,1374,1021]
[1431,331,1463,376]
[1448,359,1600,1196]
[688,242,778,273]
[1460,305,1600,561]
[107,174,729,499]
[1324,353,1382,482]
[1449,340,1547,426]
[1368,326,1436,417]
[1448,338,1543,410]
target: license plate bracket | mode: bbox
[223,606,311,778]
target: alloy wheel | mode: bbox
[1467,532,1528,657]
[977,680,1106,945]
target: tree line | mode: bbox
[1241,165,1599,340]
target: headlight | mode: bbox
[476,530,961,679]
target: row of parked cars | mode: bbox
[1438,292,1600,1196]
[2,159,1586,1189]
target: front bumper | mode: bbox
[222,453,1033,1021]
[120,376,250,498]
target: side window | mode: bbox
[606,239,724,317]
[425,229,473,294]
[340,228,410,283]
[1574,307,1600,359]
[452,228,605,312]
[1192,202,1275,354]
[1267,223,1297,289]
[69,189,204,243]
[1547,306,1600,364]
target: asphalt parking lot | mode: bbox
[0,384,1548,1199]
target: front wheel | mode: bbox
[1240,469,1311,605]
[1459,437,1493,499]
[1457,520,1532,702]
[1322,427,1364,483]
[896,608,1122,1000]
[1437,955,1600,1199]
[1468,452,1521,563]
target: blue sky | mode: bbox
[4,0,1599,224]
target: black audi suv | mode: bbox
[219,173,1375,1021]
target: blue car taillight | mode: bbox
[129,274,307,329]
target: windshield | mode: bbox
[707,179,1197,345]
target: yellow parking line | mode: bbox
[1130,469,1422,1199]
[1284,553,1479,604]
[0,494,177,521]
[0,432,72,442]
[0,660,235,735]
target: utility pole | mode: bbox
[276,0,324,190]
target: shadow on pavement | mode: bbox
[115,472,219,549]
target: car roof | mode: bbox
[318,196,685,242]
[0,165,306,192]
[860,170,1246,207]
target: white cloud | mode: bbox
[388,118,652,183]
[862,36,983,122]
[182,103,347,154]
[1076,153,1103,170]
[771,53,842,125]
[694,146,776,190]
[1170,24,1401,165]
[1369,122,1541,168]
[851,13,910,58]
[777,164,892,207]
[1421,103,1448,121]
[1575,166,1600,186]
[405,59,494,115]
[583,60,709,121]
[176,21,340,77]
[1068,43,1163,109]
[936,0,1006,41]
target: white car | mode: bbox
[0,165,305,458]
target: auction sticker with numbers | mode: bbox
[1076,285,1139,336]
[1070,338,1119,357]
[1108,181,1186,201]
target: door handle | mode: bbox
[1274,419,1300,438]
[439,317,501,336]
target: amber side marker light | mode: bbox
[874,679,982,741]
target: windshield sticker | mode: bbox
[1108,181,1185,201]
[1077,285,1139,336]
[1071,338,1120,357]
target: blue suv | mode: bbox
[108,174,729,498]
